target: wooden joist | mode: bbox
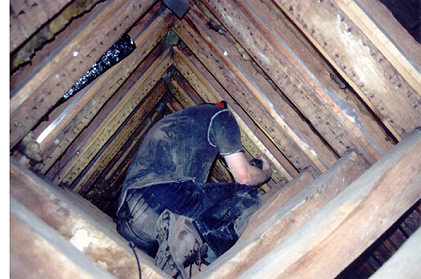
[273,0,421,141]
[72,80,168,194]
[370,228,421,279]
[240,129,421,279]
[175,11,333,174]
[10,158,167,279]
[199,0,382,166]
[173,46,295,182]
[196,151,368,279]
[10,0,73,53]
[33,5,173,175]
[245,0,396,155]
[53,50,173,188]
[11,198,117,279]
[10,0,157,149]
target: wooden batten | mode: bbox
[9,0,421,278]
[241,129,421,279]
[173,47,295,183]
[273,0,421,141]
[195,151,368,279]
[53,51,173,188]
[10,159,168,279]
[10,0,158,149]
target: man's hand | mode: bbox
[223,152,272,186]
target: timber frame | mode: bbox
[10,0,421,278]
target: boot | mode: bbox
[155,209,207,279]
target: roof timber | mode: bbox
[273,0,421,141]
[10,0,158,148]
[9,0,421,278]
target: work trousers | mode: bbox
[116,180,261,263]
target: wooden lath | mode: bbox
[9,0,421,278]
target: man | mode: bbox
[115,103,272,278]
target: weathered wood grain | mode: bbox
[195,151,368,279]
[247,0,396,155]
[54,52,172,187]
[11,199,116,279]
[72,81,168,194]
[10,0,157,149]
[10,158,167,279]
[199,0,382,166]
[240,129,421,279]
[370,227,421,279]
[10,0,72,53]
[173,46,295,182]
[174,17,328,174]
[273,0,421,141]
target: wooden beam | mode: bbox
[245,0,396,155]
[10,0,157,148]
[199,0,382,165]
[10,0,72,53]
[370,227,421,279]
[191,1,341,167]
[240,129,421,279]
[175,12,335,173]
[11,198,117,279]
[272,0,421,141]
[10,158,167,279]
[34,5,173,175]
[53,51,172,187]
[195,151,368,279]
[334,0,421,93]
[173,46,296,182]
[72,80,168,194]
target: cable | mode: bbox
[129,241,142,279]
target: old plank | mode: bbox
[173,46,295,182]
[11,198,117,279]
[247,0,396,155]
[273,0,421,141]
[10,0,157,148]
[370,227,421,279]
[10,158,167,279]
[241,167,317,240]
[54,52,172,187]
[335,0,421,92]
[175,11,334,173]
[192,1,340,168]
[10,0,72,53]
[72,81,168,194]
[200,0,381,165]
[34,6,173,175]
[195,151,368,279]
[240,129,421,279]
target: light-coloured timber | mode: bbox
[54,52,173,187]
[273,0,421,141]
[174,15,330,174]
[240,129,421,279]
[370,227,421,279]
[195,151,368,279]
[11,198,117,279]
[200,0,382,166]
[173,46,295,182]
[10,0,157,148]
[35,6,173,175]
[334,0,421,94]
[10,159,167,279]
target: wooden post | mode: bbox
[240,129,421,279]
